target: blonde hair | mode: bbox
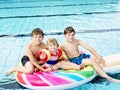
[46,38,59,49]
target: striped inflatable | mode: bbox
[15,65,96,90]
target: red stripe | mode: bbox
[17,72,26,85]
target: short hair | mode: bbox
[46,38,59,49]
[31,28,44,37]
[64,26,75,35]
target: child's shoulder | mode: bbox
[75,38,80,41]
[75,38,81,42]
[24,43,32,50]
[60,42,66,47]
[27,42,33,47]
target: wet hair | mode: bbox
[31,28,44,37]
[46,38,59,49]
[64,26,75,35]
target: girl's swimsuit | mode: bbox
[70,53,90,65]
[45,52,59,66]
[45,48,63,66]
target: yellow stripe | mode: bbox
[104,60,120,68]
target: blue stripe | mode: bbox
[54,72,83,81]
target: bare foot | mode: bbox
[6,66,16,76]
[80,63,85,70]
[107,77,120,83]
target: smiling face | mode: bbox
[32,34,44,44]
[31,28,44,44]
[48,43,58,53]
[64,31,75,42]
[64,26,76,42]
[46,38,59,53]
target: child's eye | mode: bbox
[34,35,38,38]
[50,45,52,47]
[38,35,42,38]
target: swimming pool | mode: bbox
[0,0,120,89]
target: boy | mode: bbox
[6,28,46,76]
[59,26,120,83]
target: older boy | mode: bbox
[59,26,120,83]
[6,28,46,76]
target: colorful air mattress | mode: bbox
[103,53,120,73]
[15,65,95,90]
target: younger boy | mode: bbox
[6,28,46,76]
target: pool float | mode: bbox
[14,49,95,90]
[103,53,120,73]
[15,65,95,90]
[14,53,120,90]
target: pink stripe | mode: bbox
[26,73,49,86]
[37,72,71,85]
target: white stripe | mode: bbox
[50,56,58,60]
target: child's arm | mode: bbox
[78,40,105,66]
[25,46,45,71]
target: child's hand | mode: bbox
[101,59,106,67]
[98,56,106,67]
[34,68,40,72]
[42,67,51,72]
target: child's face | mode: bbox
[32,34,44,44]
[48,43,57,53]
[64,32,75,42]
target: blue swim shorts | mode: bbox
[70,53,90,65]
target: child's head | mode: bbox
[64,26,75,35]
[46,38,59,51]
[31,28,44,37]
[64,26,76,42]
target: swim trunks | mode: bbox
[70,53,90,65]
[21,56,40,66]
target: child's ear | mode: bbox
[42,36,44,39]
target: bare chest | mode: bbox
[65,43,77,50]
[31,47,43,57]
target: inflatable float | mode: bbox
[14,53,120,90]
[103,53,120,73]
[15,65,95,90]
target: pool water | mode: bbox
[0,0,120,90]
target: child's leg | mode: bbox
[6,61,34,76]
[82,57,120,83]
[52,61,84,70]
[91,55,106,67]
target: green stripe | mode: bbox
[60,65,94,78]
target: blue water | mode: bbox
[0,0,120,90]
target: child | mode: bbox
[39,38,85,72]
[6,28,46,76]
[59,26,120,83]
[38,38,64,71]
